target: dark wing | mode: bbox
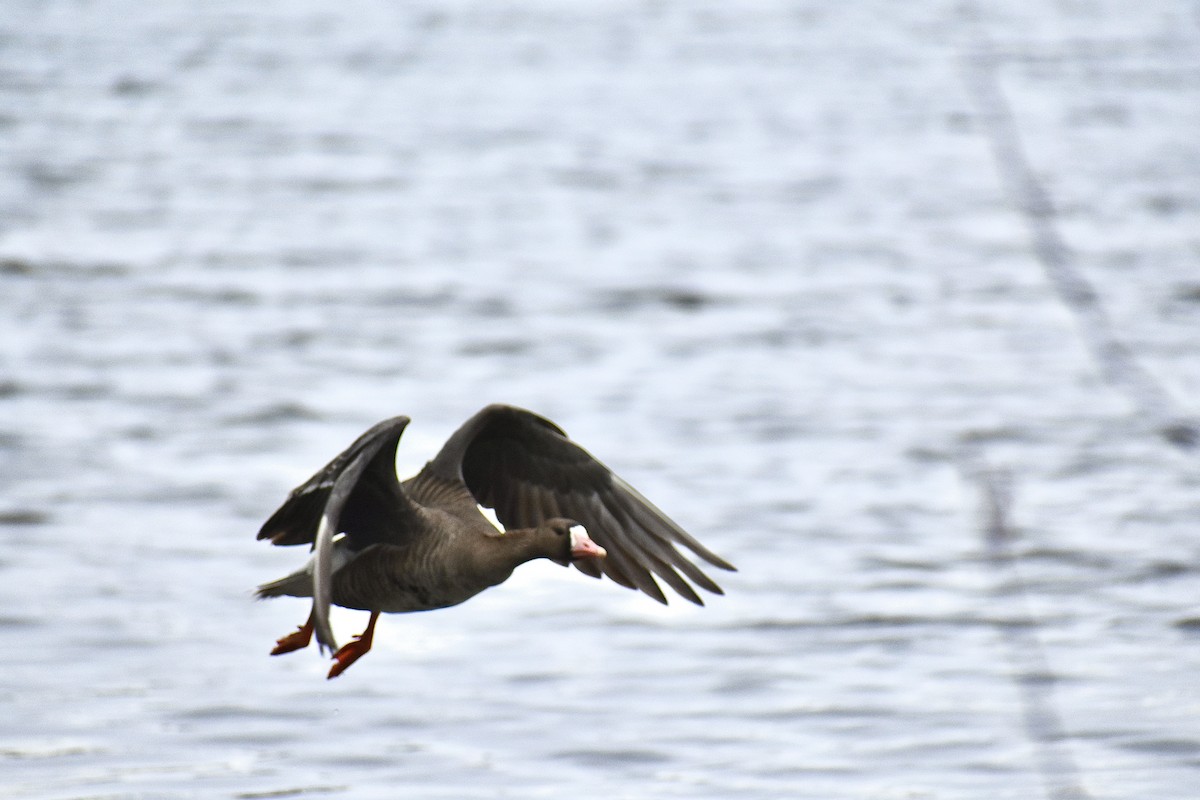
[310,441,378,654]
[257,416,416,550]
[428,404,735,605]
[256,416,414,653]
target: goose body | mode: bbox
[255,404,734,678]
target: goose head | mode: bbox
[541,517,607,566]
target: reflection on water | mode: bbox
[2,2,1200,798]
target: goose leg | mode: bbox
[270,612,315,655]
[327,611,380,679]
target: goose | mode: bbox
[255,404,735,678]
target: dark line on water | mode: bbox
[960,29,1198,450]
[959,445,1092,800]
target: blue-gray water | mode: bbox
[3,2,1200,798]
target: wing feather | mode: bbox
[439,404,734,604]
[257,416,412,548]
[312,445,379,653]
[256,416,414,653]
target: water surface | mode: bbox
[2,2,1200,798]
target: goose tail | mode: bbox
[254,569,313,600]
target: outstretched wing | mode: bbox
[256,416,413,549]
[428,404,735,605]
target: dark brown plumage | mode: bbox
[255,404,735,678]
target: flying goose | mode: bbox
[255,404,734,678]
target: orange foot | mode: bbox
[327,611,379,679]
[270,618,314,655]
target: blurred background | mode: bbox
[2,2,1199,798]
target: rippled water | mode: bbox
[3,2,1200,798]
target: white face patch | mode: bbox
[568,524,589,546]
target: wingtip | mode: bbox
[706,555,737,573]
